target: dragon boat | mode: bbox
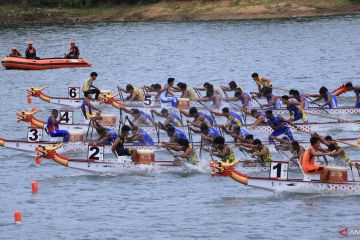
[1,57,92,70]
[210,160,360,194]
[34,143,201,173]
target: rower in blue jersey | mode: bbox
[222,124,251,143]
[181,107,214,128]
[234,89,252,111]
[98,128,118,145]
[123,107,153,126]
[194,85,223,111]
[265,110,294,143]
[151,108,183,130]
[81,92,101,120]
[130,127,154,145]
[221,81,245,95]
[190,122,220,144]
[345,82,360,108]
[46,109,70,142]
[306,87,338,109]
[281,95,308,123]
[261,88,282,109]
[158,77,179,107]
[249,109,267,129]
[211,107,243,129]
[289,89,309,109]
[90,112,117,145]
[161,125,188,148]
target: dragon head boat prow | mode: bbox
[35,143,63,157]
[98,91,124,109]
[26,86,47,97]
[210,159,240,176]
[16,107,39,122]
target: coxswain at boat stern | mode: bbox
[265,110,294,143]
[83,72,101,100]
[81,92,101,120]
[261,88,282,109]
[300,137,332,181]
[251,72,272,96]
[65,40,80,59]
[281,95,308,123]
[345,82,360,108]
[112,125,136,157]
[209,136,235,164]
[9,47,22,57]
[159,77,179,107]
[25,40,38,59]
[46,109,70,142]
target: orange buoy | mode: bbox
[35,155,41,165]
[32,181,38,193]
[14,211,22,224]
[27,95,32,104]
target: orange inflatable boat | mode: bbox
[1,57,92,70]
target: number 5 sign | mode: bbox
[143,95,155,107]
[269,161,288,180]
[87,144,104,160]
[68,87,80,99]
[27,127,43,142]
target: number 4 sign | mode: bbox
[59,110,73,124]
[269,161,288,180]
[87,144,104,160]
[27,127,43,142]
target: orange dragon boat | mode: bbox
[1,57,91,70]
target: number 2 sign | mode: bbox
[87,144,104,161]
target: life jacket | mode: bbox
[323,93,338,108]
[46,117,59,133]
[266,96,281,109]
[139,129,154,145]
[81,99,92,120]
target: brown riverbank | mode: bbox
[1,0,360,26]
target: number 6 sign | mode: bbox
[68,87,80,99]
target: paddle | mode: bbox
[151,111,160,143]
[250,92,263,109]
[306,112,360,124]
[199,136,203,159]
[349,163,355,181]
[186,122,194,148]
[292,126,360,148]
[304,96,330,114]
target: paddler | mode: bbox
[65,40,80,59]
[46,109,70,142]
[251,72,272,95]
[181,107,214,128]
[160,125,188,149]
[167,138,199,166]
[25,40,37,59]
[81,92,101,120]
[222,125,251,143]
[9,47,22,57]
[205,136,235,164]
[281,95,308,123]
[210,107,243,129]
[90,112,114,141]
[150,108,183,130]
[289,89,309,109]
[265,110,294,143]
[300,137,331,181]
[122,108,153,127]
[190,122,220,144]
[221,81,244,94]
[345,82,360,108]
[194,82,222,96]
[111,125,136,157]
[177,82,197,100]
[272,136,305,163]
[127,127,154,146]
[234,89,252,111]
[83,72,101,101]
[251,139,272,166]
[159,77,179,107]
[194,86,223,111]
[248,109,267,129]
[260,88,282,109]
[117,84,145,101]
[306,87,338,109]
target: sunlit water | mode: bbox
[0,15,360,239]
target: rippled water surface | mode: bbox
[0,15,360,240]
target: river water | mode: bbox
[0,15,360,239]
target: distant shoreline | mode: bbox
[1,1,360,26]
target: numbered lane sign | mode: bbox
[87,144,104,160]
[59,110,73,124]
[27,127,43,142]
[143,95,155,107]
[269,161,288,180]
[68,87,80,99]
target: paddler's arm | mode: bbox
[121,107,132,114]
[309,148,331,157]
[261,96,276,108]
[193,87,206,91]
[117,86,128,93]
[319,97,332,109]
[89,79,99,90]
[252,147,268,158]
[111,137,121,154]
[51,115,63,125]
[175,148,191,159]
[150,109,162,117]
[171,86,181,92]
[87,100,101,112]
[242,96,250,109]
[143,86,155,92]
[180,110,190,117]
[193,97,210,102]
[271,136,290,145]
[209,110,223,116]
[221,86,231,91]
[250,116,265,128]
[158,85,170,95]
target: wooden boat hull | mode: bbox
[2,57,91,70]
